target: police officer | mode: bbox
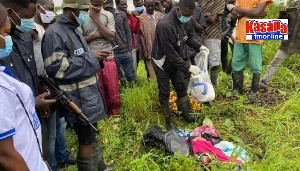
[41,0,113,170]
[152,0,208,130]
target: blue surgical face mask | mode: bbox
[10,10,35,33]
[17,18,35,33]
[0,35,13,59]
[78,10,89,25]
[178,15,190,23]
[177,9,191,24]
[135,6,144,13]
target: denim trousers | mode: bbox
[114,51,136,82]
[132,49,140,74]
[45,113,70,171]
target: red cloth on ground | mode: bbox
[191,138,242,163]
[97,58,121,115]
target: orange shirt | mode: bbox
[235,0,273,44]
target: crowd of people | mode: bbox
[0,0,299,170]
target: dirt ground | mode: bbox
[247,88,288,108]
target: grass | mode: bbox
[62,3,300,171]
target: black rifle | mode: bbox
[39,75,99,133]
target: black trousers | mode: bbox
[152,60,187,107]
[221,36,234,72]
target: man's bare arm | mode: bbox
[0,137,29,171]
[234,1,268,17]
[90,11,115,42]
[190,16,205,34]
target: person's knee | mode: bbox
[74,123,98,145]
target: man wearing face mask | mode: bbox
[131,0,144,76]
[0,0,57,165]
[160,0,174,14]
[0,0,55,109]
[33,0,77,170]
[0,3,51,171]
[42,0,113,170]
[152,0,208,130]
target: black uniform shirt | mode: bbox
[152,8,202,73]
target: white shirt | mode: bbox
[0,66,48,171]
[33,23,46,76]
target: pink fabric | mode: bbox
[191,138,242,163]
[192,125,219,144]
[97,58,121,115]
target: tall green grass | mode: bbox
[62,3,300,171]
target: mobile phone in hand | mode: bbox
[110,45,119,52]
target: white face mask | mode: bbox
[38,4,55,23]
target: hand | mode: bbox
[226,4,235,11]
[199,45,209,53]
[262,11,267,18]
[92,30,103,39]
[233,6,241,13]
[35,92,57,110]
[204,12,212,17]
[259,11,267,18]
[206,14,218,24]
[93,50,111,62]
[135,15,144,23]
[126,10,133,15]
[42,106,51,118]
[91,6,101,13]
[231,10,243,19]
[280,7,288,15]
[189,65,201,75]
[132,11,140,17]
[90,11,100,23]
